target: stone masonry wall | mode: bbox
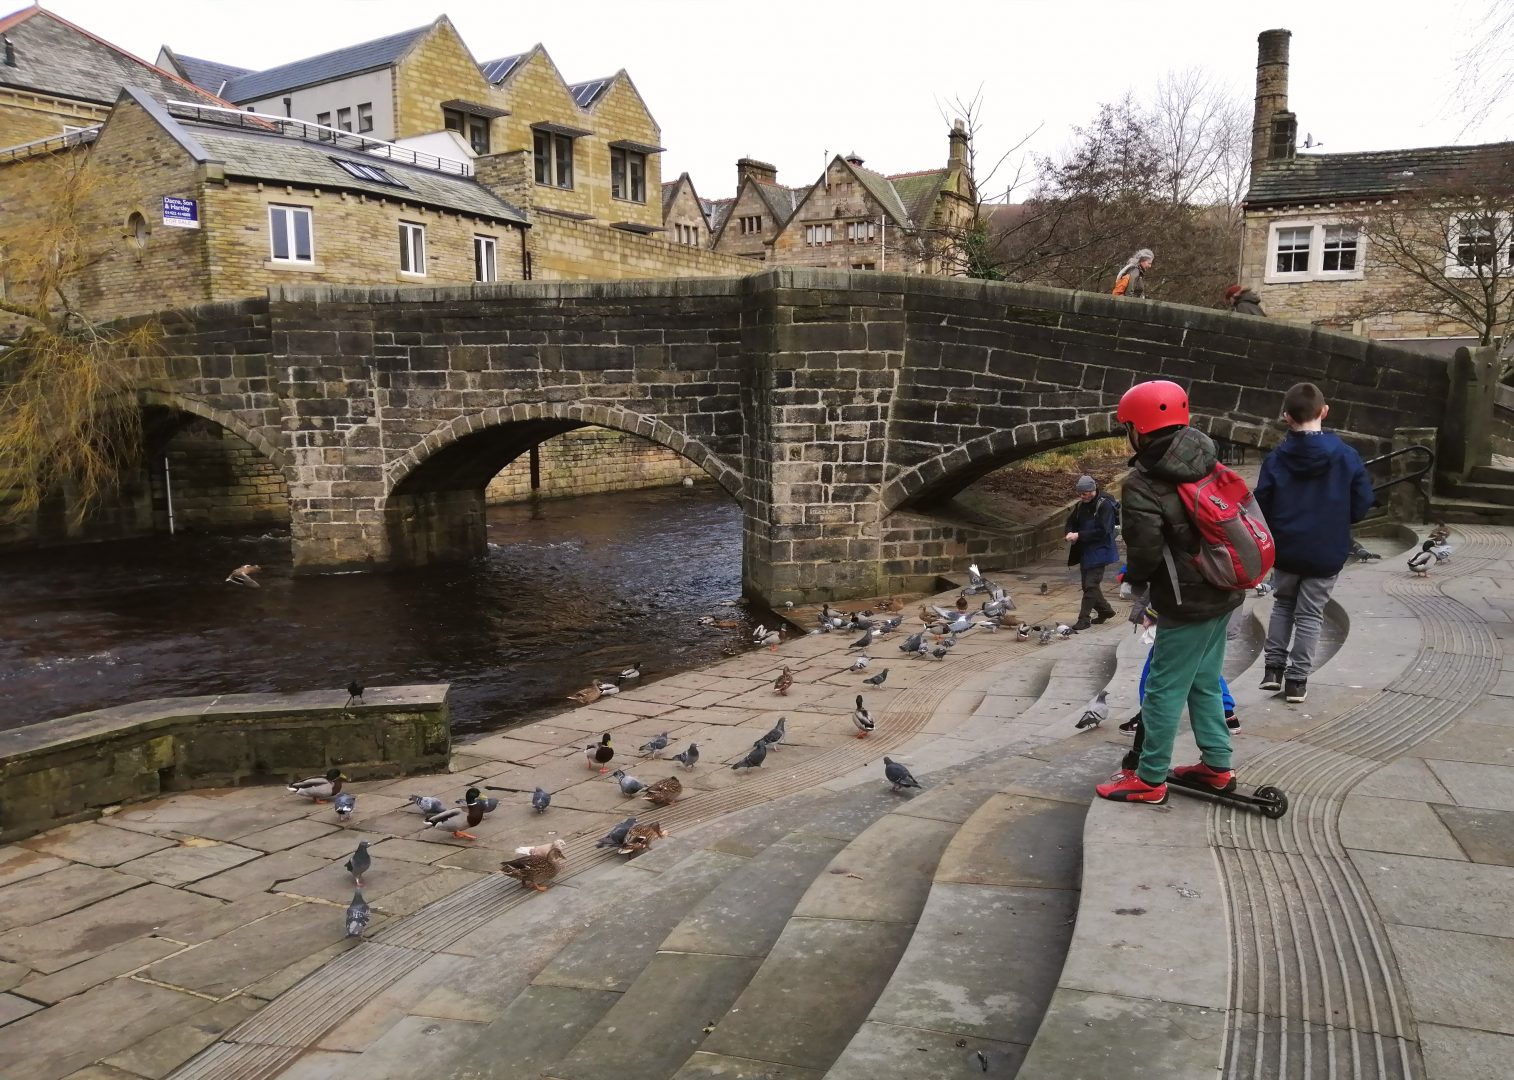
[484,428,704,503]
[0,89,107,148]
[154,419,291,531]
[528,213,759,280]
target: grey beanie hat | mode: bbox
[1075,475,1097,493]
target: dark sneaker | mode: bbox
[1092,611,1114,625]
[1285,678,1307,704]
[1171,761,1237,792]
[1260,666,1284,692]
[1118,711,1142,735]
[1225,709,1241,733]
[1096,771,1168,804]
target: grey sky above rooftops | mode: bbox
[43,0,1507,202]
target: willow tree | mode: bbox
[0,152,161,525]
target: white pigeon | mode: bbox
[849,655,872,671]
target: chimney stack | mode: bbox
[1252,29,1294,174]
[736,157,778,188]
[948,118,970,172]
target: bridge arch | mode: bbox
[135,388,287,472]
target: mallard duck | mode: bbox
[641,776,682,806]
[288,768,348,803]
[619,662,642,681]
[618,821,669,854]
[852,695,875,738]
[773,666,794,695]
[595,680,621,696]
[955,593,969,612]
[425,789,486,839]
[500,840,566,892]
[1016,623,1031,641]
[568,684,602,705]
[585,733,614,772]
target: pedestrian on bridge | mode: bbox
[1111,248,1154,298]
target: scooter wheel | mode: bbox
[1255,785,1289,819]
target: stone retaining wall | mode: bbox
[0,685,450,844]
[1494,384,1514,458]
[484,427,705,503]
[154,418,291,530]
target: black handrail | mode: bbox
[1363,444,1434,496]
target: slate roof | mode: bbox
[708,197,734,233]
[220,22,431,103]
[1246,143,1514,207]
[661,179,681,218]
[755,182,809,225]
[479,52,526,84]
[568,76,614,108]
[0,6,224,109]
[170,53,252,96]
[889,169,949,227]
[849,162,912,225]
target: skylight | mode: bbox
[331,157,407,188]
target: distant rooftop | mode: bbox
[1246,142,1514,207]
[220,22,432,102]
[166,51,252,96]
[569,76,614,108]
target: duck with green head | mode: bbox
[288,768,348,803]
[424,788,486,839]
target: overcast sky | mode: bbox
[43,0,1508,197]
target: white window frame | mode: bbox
[1446,211,1513,278]
[610,147,647,203]
[1263,218,1366,284]
[473,234,497,282]
[268,204,314,264]
[399,220,426,276]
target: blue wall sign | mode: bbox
[162,196,200,229]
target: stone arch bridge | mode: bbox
[132,268,1447,603]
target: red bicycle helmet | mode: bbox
[1117,380,1189,434]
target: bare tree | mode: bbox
[1149,68,1250,214]
[1452,0,1514,137]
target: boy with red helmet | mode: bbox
[1096,380,1243,804]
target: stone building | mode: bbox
[1241,28,1514,353]
[661,172,711,249]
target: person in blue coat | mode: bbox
[1254,383,1376,704]
[1064,474,1120,630]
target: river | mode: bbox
[0,484,769,735]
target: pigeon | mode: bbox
[863,667,889,687]
[344,840,371,887]
[333,792,356,821]
[884,757,922,790]
[638,732,670,758]
[1075,690,1110,730]
[595,816,638,848]
[773,666,794,695]
[931,644,950,660]
[611,769,646,796]
[758,715,786,751]
[1254,580,1274,597]
[1037,625,1054,645]
[730,740,768,770]
[345,889,370,938]
[671,742,700,769]
[1016,622,1031,641]
[851,695,875,737]
[899,631,924,654]
[619,662,642,681]
[1431,543,1453,563]
[967,563,987,593]
[408,794,446,816]
[849,628,878,649]
[850,655,872,671]
[531,787,551,813]
[1039,582,1049,595]
[1349,538,1382,562]
[1055,623,1076,639]
[751,624,768,644]
[345,679,364,706]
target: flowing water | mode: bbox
[0,484,769,736]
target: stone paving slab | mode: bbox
[317,952,471,1053]
[0,990,44,1026]
[1387,923,1514,1036]
[932,791,1087,887]
[1417,1022,1514,1080]
[21,823,177,867]
[1432,803,1514,866]
[142,900,347,998]
[1354,851,1514,938]
[1015,987,1225,1080]
[0,883,220,973]
[0,864,146,932]
[1426,759,1514,812]
[118,842,264,886]
[15,936,183,1004]
[230,819,340,853]
[152,892,302,945]
[826,1020,1026,1080]
[184,850,330,901]
[0,846,69,888]
[101,996,265,1079]
[791,814,956,925]
[1339,795,1467,859]
[670,1052,822,1079]
[446,984,620,1080]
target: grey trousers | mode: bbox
[1264,570,1338,679]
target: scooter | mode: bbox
[1164,771,1289,818]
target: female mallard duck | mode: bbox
[585,733,614,773]
[288,768,348,803]
[641,776,682,807]
[618,821,669,854]
[773,666,794,695]
[568,684,602,706]
[425,788,486,839]
[500,840,566,891]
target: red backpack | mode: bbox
[1162,463,1275,603]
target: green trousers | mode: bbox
[1136,611,1233,785]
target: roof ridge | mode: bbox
[221,20,434,100]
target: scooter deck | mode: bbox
[1165,772,1289,818]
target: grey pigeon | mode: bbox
[931,644,950,660]
[333,792,356,820]
[638,732,671,757]
[1037,625,1054,645]
[531,787,551,813]
[863,667,889,687]
[1039,582,1049,595]
[758,716,786,751]
[408,794,446,816]
[849,655,871,671]
[1056,623,1076,638]
[900,631,924,654]
[1075,690,1110,730]
[344,840,371,887]
[730,740,768,770]
[595,816,637,848]
[967,563,987,592]
[884,757,922,790]
[849,629,876,649]
[671,743,700,770]
[611,769,646,796]
[345,889,370,937]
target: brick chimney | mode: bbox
[737,157,778,187]
[1252,29,1296,174]
[948,118,969,171]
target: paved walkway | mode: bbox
[0,524,1510,1080]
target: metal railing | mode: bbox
[164,101,473,176]
[0,126,100,162]
[1364,444,1435,509]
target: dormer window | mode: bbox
[443,108,490,154]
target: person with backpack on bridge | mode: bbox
[1097,379,1275,805]
[1064,474,1120,631]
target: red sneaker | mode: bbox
[1096,772,1168,803]
[1171,762,1236,792]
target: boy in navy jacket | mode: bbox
[1254,383,1376,704]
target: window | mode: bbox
[474,234,497,282]
[336,107,352,132]
[1264,220,1367,283]
[444,108,491,155]
[1321,225,1358,272]
[357,102,373,133]
[1274,226,1312,275]
[1454,215,1496,270]
[533,130,575,188]
[316,111,331,127]
[674,223,700,246]
[851,262,876,270]
[738,215,762,235]
[331,158,406,187]
[846,221,877,243]
[269,205,313,263]
[611,147,647,203]
[804,224,834,246]
[399,221,426,275]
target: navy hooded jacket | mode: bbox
[1254,431,1376,577]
